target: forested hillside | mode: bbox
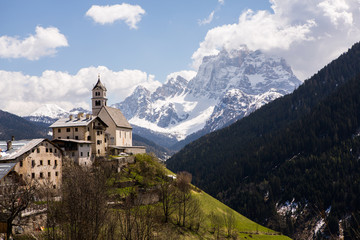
[167,42,360,238]
[0,110,47,140]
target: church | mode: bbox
[50,76,145,165]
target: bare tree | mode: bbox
[175,171,192,227]
[209,211,223,239]
[223,208,235,237]
[57,165,108,240]
[187,197,204,232]
[0,173,37,240]
[159,179,176,223]
[118,198,155,240]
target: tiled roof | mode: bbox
[0,162,16,181]
[0,139,45,161]
[102,106,132,129]
[50,115,96,128]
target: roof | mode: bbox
[102,106,132,129]
[52,139,92,144]
[50,115,104,128]
[0,162,16,181]
[92,77,107,91]
[0,139,45,161]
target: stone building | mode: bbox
[50,113,108,165]
[92,77,145,155]
[0,139,62,189]
[50,76,145,165]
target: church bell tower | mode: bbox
[92,74,107,116]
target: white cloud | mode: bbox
[318,0,353,26]
[0,67,161,116]
[86,3,145,29]
[218,0,225,5]
[0,26,68,60]
[166,70,197,83]
[198,11,215,26]
[192,0,360,80]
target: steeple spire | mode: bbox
[92,75,107,115]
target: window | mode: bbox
[53,185,56,189]
[87,136,91,141]
[55,160,58,166]
[87,152,90,157]
[98,149,100,154]
[46,148,48,153]
[48,160,51,165]
[48,172,51,178]
[67,136,70,139]
[80,152,83,157]
[58,137,61,139]
[104,138,107,143]
[32,149,35,153]
[20,161,23,167]
[58,129,61,133]
[32,173,35,179]
[40,172,44,178]
[95,91,100,96]
[75,136,79,140]
[32,160,35,167]
[40,160,43,166]
[50,148,52,153]
[95,100,101,106]
[66,128,70,132]
[37,148,40,153]
[75,127,78,132]
[97,140,102,145]
[54,149,57,153]
[55,172,58,177]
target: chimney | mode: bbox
[77,112,84,119]
[7,138,13,151]
[86,114,91,119]
[69,115,73,121]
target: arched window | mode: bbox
[95,100,101,106]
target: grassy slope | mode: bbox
[110,154,290,239]
[191,190,290,240]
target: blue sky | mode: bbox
[1,0,360,115]
[0,1,270,81]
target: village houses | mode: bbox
[0,76,145,187]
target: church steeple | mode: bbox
[92,74,107,116]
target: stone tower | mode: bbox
[92,75,107,116]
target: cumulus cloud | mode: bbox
[192,0,360,80]
[198,11,215,25]
[0,26,68,60]
[0,67,161,116]
[86,3,145,29]
[166,70,197,83]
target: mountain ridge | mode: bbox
[113,47,300,145]
[166,42,360,238]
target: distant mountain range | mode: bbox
[25,47,300,151]
[24,104,90,124]
[0,110,47,141]
[112,47,300,149]
[167,42,360,238]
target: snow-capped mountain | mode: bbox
[113,46,301,143]
[25,104,90,124]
